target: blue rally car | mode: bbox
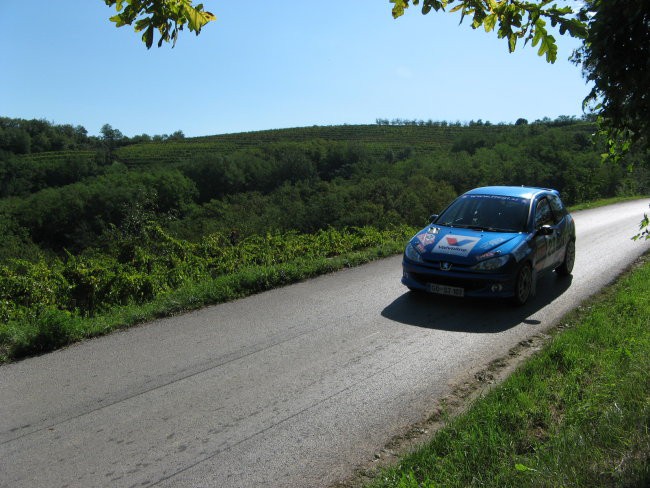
[402,186,576,305]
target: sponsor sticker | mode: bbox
[479,237,506,250]
[423,233,437,245]
[433,234,481,257]
[466,194,529,204]
[417,232,437,246]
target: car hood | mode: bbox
[410,225,526,265]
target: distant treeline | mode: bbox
[0,116,647,265]
[0,117,184,157]
[374,114,594,127]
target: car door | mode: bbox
[547,193,569,267]
[532,197,554,272]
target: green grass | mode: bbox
[569,195,648,212]
[367,256,650,488]
[0,231,411,363]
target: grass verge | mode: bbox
[568,195,647,212]
[365,255,650,488]
[0,236,409,364]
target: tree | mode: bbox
[100,123,124,162]
[104,0,215,49]
[573,1,650,156]
[390,0,586,63]
[100,124,124,148]
[573,0,650,240]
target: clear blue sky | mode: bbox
[1,1,590,138]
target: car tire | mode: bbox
[556,240,575,277]
[512,263,532,306]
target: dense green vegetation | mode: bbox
[0,116,648,361]
[367,257,650,488]
[0,224,413,361]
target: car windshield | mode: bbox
[436,194,530,232]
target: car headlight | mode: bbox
[405,243,424,263]
[471,255,510,271]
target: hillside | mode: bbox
[113,122,594,168]
[0,116,648,361]
[2,118,647,252]
[114,124,504,167]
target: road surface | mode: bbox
[1,199,649,488]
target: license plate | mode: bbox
[428,283,465,297]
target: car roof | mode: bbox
[464,186,557,200]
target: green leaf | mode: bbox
[423,0,447,12]
[109,14,127,27]
[508,34,517,52]
[391,0,409,18]
[134,18,149,33]
[531,19,546,47]
[142,25,154,49]
[483,13,497,33]
[538,34,557,63]
[183,4,216,33]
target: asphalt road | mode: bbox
[1,199,649,488]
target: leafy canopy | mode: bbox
[574,1,650,156]
[390,0,587,63]
[104,0,215,48]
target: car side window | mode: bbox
[548,194,566,224]
[535,198,553,229]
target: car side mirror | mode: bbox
[429,214,439,223]
[537,225,554,236]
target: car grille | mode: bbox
[423,258,472,269]
[410,272,486,292]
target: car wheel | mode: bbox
[556,240,575,277]
[512,263,532,306]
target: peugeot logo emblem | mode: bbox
[440,262,452,271]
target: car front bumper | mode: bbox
[401,258,518,298]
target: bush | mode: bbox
[3,308,80,357]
